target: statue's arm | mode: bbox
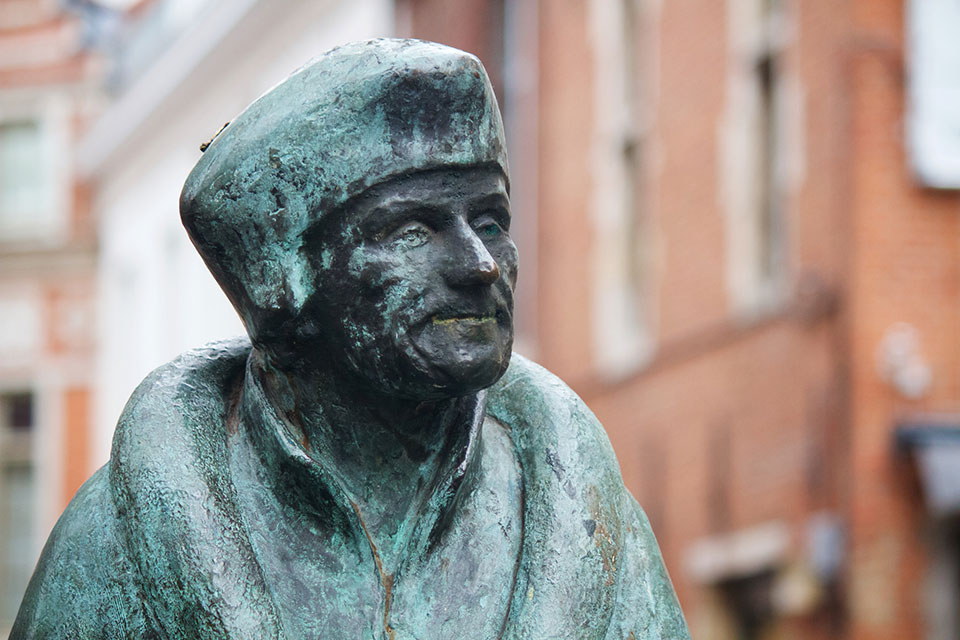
[10,468,154,640]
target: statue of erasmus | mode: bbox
[13,39,689,639]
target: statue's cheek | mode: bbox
[494,238,519,279]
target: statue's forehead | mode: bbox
[338,166,509,221]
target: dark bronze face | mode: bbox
[301,166,517,399]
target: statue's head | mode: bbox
[180,39,516,399]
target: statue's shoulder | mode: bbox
[109,337,250,513]
[12,339,253,639]
[109,336,250,484]
[487,353,619,477]
[113,336,251,443]
[108,337,284,638]
[488,355,691,639]
[10,468,154,639]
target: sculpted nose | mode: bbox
[447,227,500,286]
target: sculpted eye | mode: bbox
[472,215,505,239]
[389,222,432,248]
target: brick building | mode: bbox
[0,0,105,632]
[408,1,960,639]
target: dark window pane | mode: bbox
[4,392,33,431]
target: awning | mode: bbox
[896,423,960,517]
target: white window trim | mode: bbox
[589,0,658,379]
[719,0,803,319]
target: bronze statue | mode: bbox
[13,39,689,639]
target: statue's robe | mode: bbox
[12,338,689,639]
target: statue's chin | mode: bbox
[399,323,512,398]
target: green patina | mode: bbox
[12,39,689,639]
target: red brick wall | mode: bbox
[846,2,960,638]
[653,0,730,343]
[534,0,596,386]
[62,387,90,506]
[407,1,956,636]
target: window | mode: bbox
[753,0,786,292]
[687,522,791,640]
[907,0,960,188]
[722,0,792,315]
[718,569,778,640]
[924,519,960,640]
[5,393,33,431]
[591,0,654,376]
[0,118,57,242]
[0,391,35,630]
[0,122,48,222]
[755,44,783,288]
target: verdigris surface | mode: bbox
[12,39,690,639]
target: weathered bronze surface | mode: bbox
[12,39,689,639]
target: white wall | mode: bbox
[90,0,394,465]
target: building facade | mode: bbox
[0,0,104,632]
[404,1,960,639]
[408,0,960,639]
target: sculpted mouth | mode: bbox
[431,314,497,326]
[403,307,513,388]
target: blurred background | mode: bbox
[1,0,959,637]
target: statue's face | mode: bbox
[301,166,517,399]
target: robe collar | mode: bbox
[238,353,486,551]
